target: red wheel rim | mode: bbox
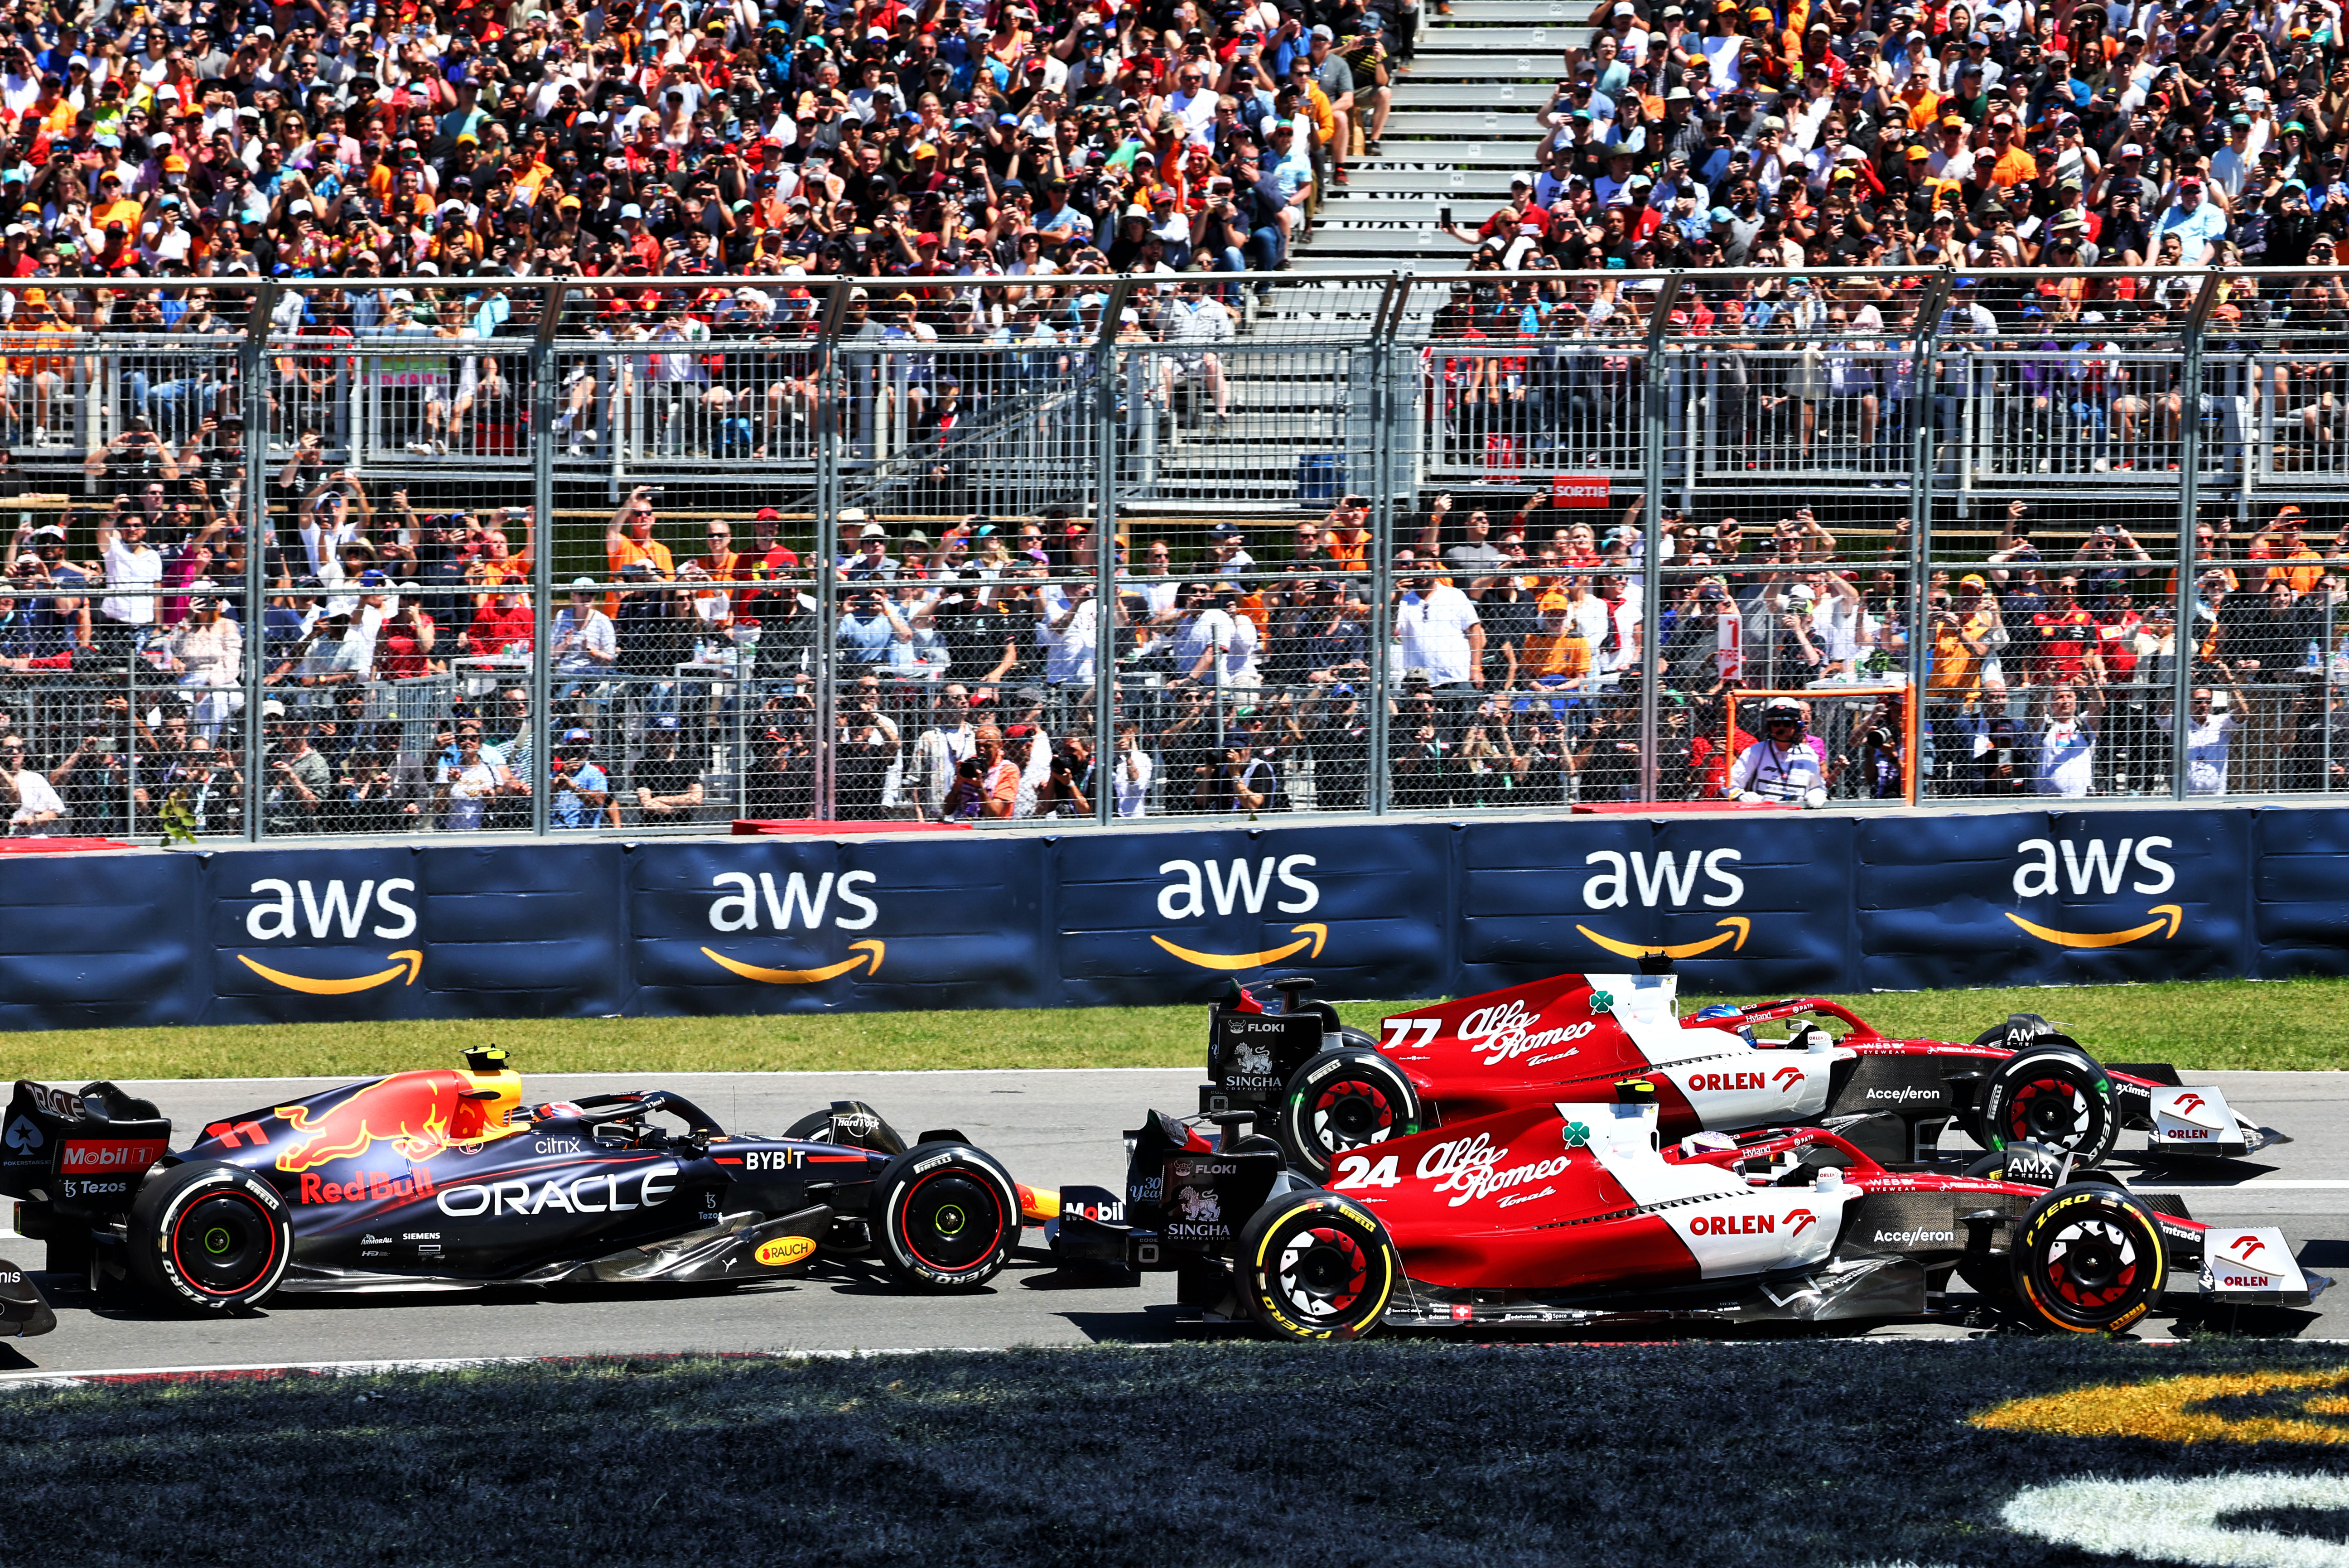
[1311,1081,1396,1153]
[1276,1224,1370,1318]
[2008,1076,2087,1145]
[2040,1217,2140,1314]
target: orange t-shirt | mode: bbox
[607,533,675,615]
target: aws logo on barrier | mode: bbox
[237,879,423,995]
[2007,835,2182,948]
[1153,856,1325,971]
[700,871,885,984]
[1573,850,1752,959]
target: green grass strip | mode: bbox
[3,977,2344,1081]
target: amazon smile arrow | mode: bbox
[2005,904,2184,949]
[1152,923,1328,972]
[702,939,886,984]
[1575,917,1751,960]
[238,950,422,995]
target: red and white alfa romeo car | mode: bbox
[1044,1092,2326,1341]
[1196,972,2286,1177]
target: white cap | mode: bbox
[1613,1,1637,13]
[570,575,598,590]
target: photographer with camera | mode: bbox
[549,727,618,830]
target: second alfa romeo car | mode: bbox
[0,1047,1045,1322]
[1197,972,2288,1178]
[1045,1090,2325,1341]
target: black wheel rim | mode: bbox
[171,1192,279,1297]
[897,1170,1004,1275]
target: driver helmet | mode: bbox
[1692,1002,1756,1047]
[1761,696,1804,739]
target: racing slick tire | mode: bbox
[1975,1047,2118,1170]
[873,1141,1018,1292]
[1277,1049,1421,1181]
[1336,1026,1381,1053]
[2007,1184,2166,1335]
[1236,1189,1399,1342]
[124,1161,292,1312]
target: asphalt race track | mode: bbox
[5,1069,2344,1375]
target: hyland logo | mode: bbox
[1150,856,1328,971]
[237,878,425,995]
[1572,849,1753,959]
[701,871,884,984]
[2005,836,2185,949]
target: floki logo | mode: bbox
[237,878,427,995]
[701,871,886,984]
[2005,837,2185,948]
[1151,856,1329,971]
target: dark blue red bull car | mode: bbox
[0,1048,1045,1326]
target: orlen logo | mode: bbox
[1771,1066,1804,1092]
[1151,856,1327,972]
[1787,1208,1818,1235]
[2233,1235,2267,1260]
[1687,1068,1800,1094]
[2173,1094,2208,1118]
[1456,1001,1597,1068]
[2007,836,2183,949]
[1690,1211,1781,1236]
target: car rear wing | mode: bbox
[1,1080,172,1219]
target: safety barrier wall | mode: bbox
[4,801,2344,1030]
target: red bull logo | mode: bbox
[274,1071,514,1174]
[297,1166,437,1206]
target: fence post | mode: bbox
[1904,271,1953,806]
[2173,271,2222,802]
[1638,275,1681,805]
[240,279,276,843]
[530,278,565,837]
[813,281,852,821]
[1093,277,1134,827]
[1367,270,1412,814]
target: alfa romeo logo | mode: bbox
[1588,991,1616,1013]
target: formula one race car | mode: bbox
[1199,973,2288,1179]
[1046,1091,2329,1341]
[0,1049,1040,1324]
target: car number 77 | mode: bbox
[1380,1019,1441,1051]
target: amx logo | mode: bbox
[1151,856,1327,972]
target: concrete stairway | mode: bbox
[1298,0,1578,267]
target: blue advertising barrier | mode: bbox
[0,803,2342,1031]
